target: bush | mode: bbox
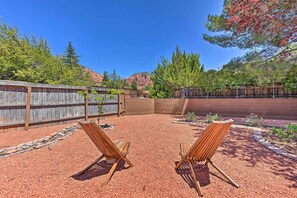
[272,124,297,142]
[242,113,263,127]
[272,127,286,139]
[185,112,197,122]
[287,124,297,133]
[206,113,221,123]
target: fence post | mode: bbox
[117,93,121,117]
[272,83,275,99]
[122,93,125,113]
[181,88,186,98]
[25,86,32,130]
[84,89,89,121]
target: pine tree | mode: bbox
[102,69,124,89]
[63,41,79,66]
[131,80,138,90]
[102,71,110,86]
[0,21,95,86]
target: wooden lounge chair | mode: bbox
[78,121,133,186]
[175,119,239,196]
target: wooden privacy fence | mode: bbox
[0,80,123,130]
[175,85,297,99]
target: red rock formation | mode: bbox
[83,67,103,85]
[127,72,153,90]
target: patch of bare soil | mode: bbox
[0,115,296,197]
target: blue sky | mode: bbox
[0,0,246,78]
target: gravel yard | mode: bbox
[0,114,296,197]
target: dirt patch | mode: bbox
[0,115,296,197]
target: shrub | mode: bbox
[206,113,221,123]
[286,124,297,141]
[242,113,263,127]
[272,127,286,139]
[287,124,297,133]
[271,124,297,142]
[185,112,197,122]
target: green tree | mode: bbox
[150,47,204,98]
[131,80,138,90]
[284,64,297,91]
[102,69,125,89]
[102,71,110,83]
[63,41,80,66]
[0,21,95,86]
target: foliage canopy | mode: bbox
[0,21,95,86]
[203,0,297,61]
[149,47,204,98]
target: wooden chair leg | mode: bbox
[123,157,133,167]
[78,154,105,176]
[207,159,239,188]
[175,159,184,170]
[189,162,203,197]
[101,158,121,186]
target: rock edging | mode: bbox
[253,129,297,161]
[0,124,79,159]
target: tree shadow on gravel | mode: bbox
[71,160,128,181]
[190,125,297,188]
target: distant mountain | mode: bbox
[81,67,153,89]
[127,72,153,90]
[83,67,103,85]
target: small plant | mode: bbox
[287,124,297,133]
[206,113,221,123]
[272,127,286,139]
[242,113,263,127]
[185,112,197,123]
[272,124,297,142]
[286,124,297,141]
[78,88,122,125]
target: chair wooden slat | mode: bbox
[121,142,130,156]
[77,121,133,186]
[175,119,239,196]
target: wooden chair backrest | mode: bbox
[185,119,233,162]
[79,121,123,159]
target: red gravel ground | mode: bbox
[0,114,296,197]
[0,123,74,148]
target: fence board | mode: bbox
[175,86,297,99]
[0,80,121,129]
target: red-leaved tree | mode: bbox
[204,0,297,60]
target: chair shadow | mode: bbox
[72,159,128,181]
[189,124,297,188]
[175,161,212,188]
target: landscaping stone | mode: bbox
[0,124,80,158]
[6,149,17,154]
[253,130,297,161]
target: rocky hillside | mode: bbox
[127,72,153,90]
[82,67,152,89]
[83,67,103,85]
